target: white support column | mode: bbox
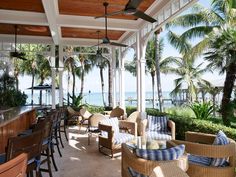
[112,47,117,108]
[136,31,147,113]
[51,45,56,109]
[51,68,56,109]
[58,45,64,107]
[136,32,141,112]
[119,48,125,110]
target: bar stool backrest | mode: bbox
[0,153,27,177]
[6,130,44,161]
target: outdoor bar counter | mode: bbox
[0,106,36,154]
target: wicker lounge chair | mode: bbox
[122,142,188,177]
[98,118,137,158]
[172,131,236,177]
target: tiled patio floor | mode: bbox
[43,126,121,177]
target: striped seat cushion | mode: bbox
[135,144,185,161]
[113,133,134,145]
[100,117,119,137]
[211,130,230,167]
[188,154,212,166]
[146,131,172,140]
[147,115,168,132]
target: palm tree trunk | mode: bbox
[108,62,112,107]
[154,32,163,112]
[99,67,106,106]
[67,70,70,105]
[221,61,236,126]
[151,72,155,108]
[15,76,19,91]
[31,71,35,105]
[79,66,84,98]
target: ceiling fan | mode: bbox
[98,2,127,47]
[95,30,105,64]
[10,25,27,60]
[95,0,156,23]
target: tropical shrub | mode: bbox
[189,102,214,119]
[0,89,27,107]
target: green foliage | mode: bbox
[145,108,236,140]
[0,89,27,107]
[87,105,105,114]
[69,94,86,108]
[189,102,214,119]
[165,106,195,118]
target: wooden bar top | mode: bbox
[0,106,36,154]
[0,106,36,127]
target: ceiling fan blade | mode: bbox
[126,0,143,9]
[95,10,124,19]
[134,10,156,23]
[110,42,127,47]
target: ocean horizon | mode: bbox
[23,90,174,108]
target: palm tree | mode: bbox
[166,0,236,125]
[146,36,164,108]
[205,27,236,125]
[76,54,95,98]
[35,54,51,105]
[125,38,164,109]
[160,31,209,102]
[96,54,109,106]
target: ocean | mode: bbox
[23,90,173,109]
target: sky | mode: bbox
[18,0,225,94]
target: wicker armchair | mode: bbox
[126,111,146,136]
[122,142,188,177]
[109,107,126,120]
[67,106,80,124]
[172,131,236,177]
[79,108,93,132]
[141,115,175,140]
[98,119,137,158]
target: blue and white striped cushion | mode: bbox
[211,130,230,166]
[113,133,134,145]
[188,154,212,166]
[100,117,120,137]
[135,144,185,161]
[147,115,168,132]
[146,131,172,140]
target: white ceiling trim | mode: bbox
[0,10,48,26]
[0,34,53,44]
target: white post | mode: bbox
[136,31,147,113]
[59,45,64,107]
[136,32,141,112]
[51,45,56,109]
[51,68,56,109]
[112,47,117,108]
[119,48,125,109]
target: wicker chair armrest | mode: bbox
[119,121,137,137]
[171,140,235,159]
[98,123,113,140]
[185,131,216,144]
[168,120,175,140]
